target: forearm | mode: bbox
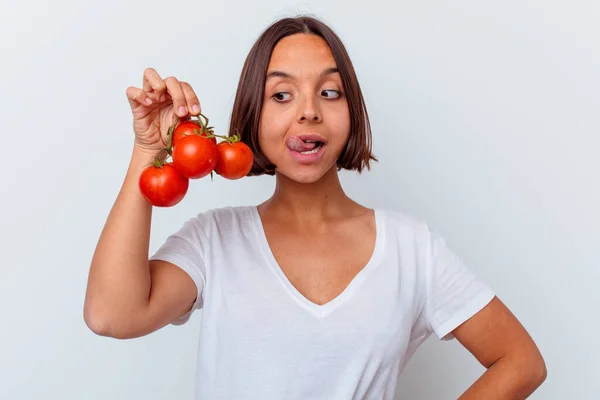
[84,145,157,334]
[458,355,547,400]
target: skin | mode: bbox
[84,33,546,398]
[256,34,376,306]
[259,33,351,185]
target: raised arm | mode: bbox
[83,68,203,339]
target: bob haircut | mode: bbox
[228,16,377,176]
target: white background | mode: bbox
[1,0,598,398]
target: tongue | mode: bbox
[287,137,317,152]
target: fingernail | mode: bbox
[145,98,152,105]
[178,106,186,116]
[192,105,200,114]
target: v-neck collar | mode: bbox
[249,205,385,318]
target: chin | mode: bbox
[276,163,335,184]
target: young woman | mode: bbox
[84,16,546,399]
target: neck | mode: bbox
[264,166,354,221]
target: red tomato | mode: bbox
[215,141,254,179]
[172,135,218,179]
[172,120,216,148]
[139,163,189,207]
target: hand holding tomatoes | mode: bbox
[126,68,202,155]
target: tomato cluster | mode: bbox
[139,114,254,207]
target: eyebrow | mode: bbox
[266,67,340,81]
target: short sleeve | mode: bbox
[150,216,208,325]
[425,230,495,340]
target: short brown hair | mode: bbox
[228,16,377,176]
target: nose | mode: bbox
[296,94,322,123]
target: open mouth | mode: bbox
[297,139,325,154]
[287,136,326,154]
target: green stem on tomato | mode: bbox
[199,113,209,129]
[152,113,244,166]
[152,150,168,168]
[150,118,179,168]
[204,132,226,140]
[165,125,175,153]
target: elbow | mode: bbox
[531,357,547,388]
[517,350,548,394]
[83,303,117,338]
[83,302,140,340]
[525,345,547,389]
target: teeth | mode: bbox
[301,148,320,154]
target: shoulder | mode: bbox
[183,205,257,235]
[195,205,256,221]
[376,208,432,243]
[163,205,257,250]
[377,208,459,263]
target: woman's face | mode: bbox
[259,33,351,183]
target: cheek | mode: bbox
[328,103,351,144]
[259,105,293,145]
[258,108,284,158]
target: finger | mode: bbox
[143,68,167,101]
[126,86,153,109]
[164,77,188,117]
[180,81,201,116]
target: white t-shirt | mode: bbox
[150,205,495,399]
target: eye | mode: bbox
[321,89,341,99]
[272,92,292,102]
